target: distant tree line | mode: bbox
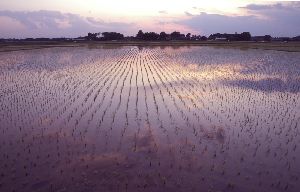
[86,32,124,41]
[1,31,300,42]
[84,30,207,41]
[84,31,292,42]
[208,32,252,41]
[135,30,207,41]
[251,35,272,42]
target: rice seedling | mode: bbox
[0,46,299,192]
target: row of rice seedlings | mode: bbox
[125,47,298,191]
[156,46,298,190]
[0,46,299,191]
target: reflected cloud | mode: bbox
[224,77,300,93]
[202,126,226,144]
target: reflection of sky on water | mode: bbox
[0,46,299,192]
[165,46,300,93]
[0,47,130,72]
[225,78,300,93]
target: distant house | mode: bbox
[73,37,86,41]
[292,36,300,41]
[215,37,227,41]
[252,36,265,42]
[252,35,272,42]
[272,37,290,42]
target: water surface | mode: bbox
[0,46,300,192]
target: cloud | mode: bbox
[176,2,300,37]
[158,10,168,14]
[0,2,299,38]
[177,13,262,35]
[137,20,196,35]
[241,3,281,10]
[0,10,136,38]
[184,11,193,17]
[241,2,300,10]
[86,17,134,30]
[0,16,25,32]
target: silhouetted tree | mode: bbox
[200,36,207,41]
[101,32,124,40]
[191,35,197,40]
[136,30,144,40]
[240,32,251,41]
[209,32,251,41]
[143,32,159,41]
[292,36,300,41]
[170,31,181,40]
[208,33,221,40]
[87,32,100,40]
[264,35,272,42]
[159,32,168,41]
[186,33,191,40]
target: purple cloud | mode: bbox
[0,10,135,38]
[0,2,299,38]
[177,2,300,37]
[241,2,300,10]
[184,11,193,17]
[158,10,168,14]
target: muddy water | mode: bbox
[0,46,299,192]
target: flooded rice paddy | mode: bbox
[0,45,300,192]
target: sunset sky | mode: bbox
[0,0,299,38]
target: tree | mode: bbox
[240,32,251,41]
[101,32,124,40]
[143,32,159,41]
[263,35,272,42]
[208,33,221,40]
[200,36,207,41]
[170,31,181,40]
[191,35,197,40]
[136,30,144,40]
[159,32,168,41]
[186,33,191,40]
[87,32,100,40]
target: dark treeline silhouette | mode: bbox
[208,32,252,41]
[292,36,300,41]
[82,31,299,42]
[135,30,206,41]
[84,30,206,41]
[1,31,300,42]
[86,32,124,41]
[252,35,272,42]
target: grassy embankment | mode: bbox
[1,40,300,52]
